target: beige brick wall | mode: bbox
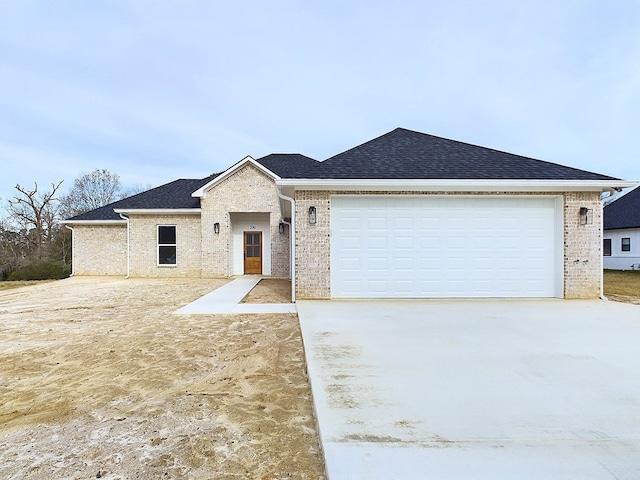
[294,190,603,299]
[71,224,127,276]
[129,214,202,277]
[271,222,291,278]
[70,163,290,280]
[563,191,602,298]
[71,186,603,298]
[295,191,331,298]
[200,163,290,278]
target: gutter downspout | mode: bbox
[276,187,296,303]
[600,200,604,300]
[119,213,131,279]
[65,225,74,277]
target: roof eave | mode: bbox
[62,219,127,225]
[275,179,637,192]
[604,225,640,231]
[113,208,202,215]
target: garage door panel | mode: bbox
[341,258,361,271]
[331,195,559,298]
[368,237,389,250]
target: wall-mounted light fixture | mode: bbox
[579,207,593,225]
[279,222,285,234]
[308,206,317,225]
[214,222,220,234]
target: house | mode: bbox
[603,185,640,270]
[64,153,318,279]
[64,127,634,299]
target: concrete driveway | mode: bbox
[297,299,640,479]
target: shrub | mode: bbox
[7,261,70,281]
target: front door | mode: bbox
[244,232,262,274]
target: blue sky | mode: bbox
[1,1,639,204]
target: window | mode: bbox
[603,238,612,256]
[622,237,631,252]
[158,225,177,265]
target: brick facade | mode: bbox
[295,191,331,299]
[294,190,603,299]
[271,221,291,278]
[70,184,603,298]
[563,191,602,298]
[70,224,127,276]
[70,164,290,280]
[200,163,290,278]
[128,214,202,277]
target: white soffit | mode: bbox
[113,209,202,215]
[62,220,127,225]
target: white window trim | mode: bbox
[622,237,631,253]
[158,225,177,267]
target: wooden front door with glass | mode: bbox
[244,231,262,274]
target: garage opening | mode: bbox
[330,195,562,298]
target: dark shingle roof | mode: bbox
[255,153,318,177]
[66,154,318,222]
[291,128,619,180]
[604,186,640,230]
[66,174,219,222]
[67,128,623,223]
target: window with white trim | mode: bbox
[622,237,631,252]
[158,225,177,265]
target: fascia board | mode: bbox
[61,220,127,225]
[192,156,280,198]
[604,225,640,231]
[113,209,202,215]
[275,178,638,192]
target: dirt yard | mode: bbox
[0,277,325,479]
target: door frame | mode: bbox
[229,213,271,276]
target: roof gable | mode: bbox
[604,186,640,230]
[292,128,619,181]
[192,156,281,198]
[64,153,317,222]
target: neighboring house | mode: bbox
[603,185,640,270]
[64,127,634,299]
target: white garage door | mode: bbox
[330,195,560,298]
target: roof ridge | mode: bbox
[291,127,619,181]
[322,128,406,162]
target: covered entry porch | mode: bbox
[227,212,290,277]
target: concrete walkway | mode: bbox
[174,277,296,314]
[297,299,640,479]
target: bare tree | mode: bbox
[0,217,26,279]
[59,168,122,219]
[8,181,64,261]
[1,169,145,279]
